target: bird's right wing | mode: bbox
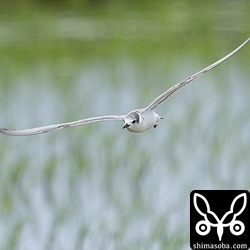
[0,115,125,136]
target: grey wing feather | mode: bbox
[145,37,249,111]
[0,115,125,136]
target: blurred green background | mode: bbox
[0,1,249,249]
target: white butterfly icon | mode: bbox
[193,193,247,241]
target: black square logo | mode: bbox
[190,190,250,250]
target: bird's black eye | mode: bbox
[132,120,137,124]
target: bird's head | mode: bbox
[122,111,141,131]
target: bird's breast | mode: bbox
[127,111,160,133]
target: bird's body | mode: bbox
[123,109,161,133]
[0,37,249,136]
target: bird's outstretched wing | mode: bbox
[0,115,125,136]
[145,37,249,111]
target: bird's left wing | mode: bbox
[0,115,125,136]
[145,37,249,111]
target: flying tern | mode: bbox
[0,37,249,136]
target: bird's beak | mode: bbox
[123,123,130,129]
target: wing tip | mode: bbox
[0,128,43,136]
[0,128,17,136]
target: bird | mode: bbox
[0,37,249,136]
